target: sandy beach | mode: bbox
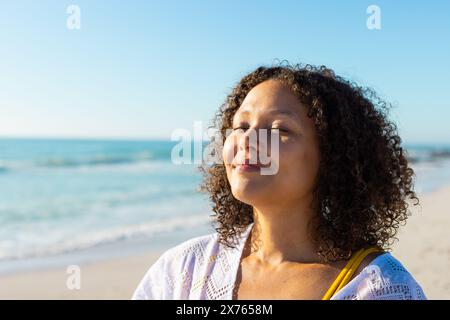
[391,186,450,299]
[0,252,161,300]
[0,187,449,300]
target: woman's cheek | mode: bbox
[278,144,306,178]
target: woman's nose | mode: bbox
[238,128,273,160]
[238,128,258,153]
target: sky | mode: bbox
[0,0,449,144]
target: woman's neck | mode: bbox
[249,198,321,266]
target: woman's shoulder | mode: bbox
[131,231,221,299]
[148,230,222,272]
[332,252,427,300]
[160,231,221,264]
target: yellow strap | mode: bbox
[322,246,383,300]
[321,248,364,300]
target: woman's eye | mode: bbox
[270,127,289,133]
[232,127,289,134]
[232,127,248,132]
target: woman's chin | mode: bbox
[231,185,271,206]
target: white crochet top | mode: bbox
[132,223,426,300]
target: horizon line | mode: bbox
[0,135,449,147]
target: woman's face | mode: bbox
[223,79,321,207]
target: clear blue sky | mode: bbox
[1,0,449,144]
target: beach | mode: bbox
[391,186,450,299]
[0,253,160,300]
[0,186,449,299]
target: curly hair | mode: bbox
[199,62,419,262]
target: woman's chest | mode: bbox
[233,262,342,300]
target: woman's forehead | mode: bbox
[238,80,303,115]
[243,80,297,104]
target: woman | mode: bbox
[132,63,426,300]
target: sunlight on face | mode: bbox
[222,80,321,207]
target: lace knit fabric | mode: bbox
[132,223,426,300]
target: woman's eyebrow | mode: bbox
[234,109,251,118]
[235,108,298,118]
[267,109,298,118]
[233,108,302,130]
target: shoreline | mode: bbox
[0,223,213,299]
[0,222,212,276]
[0,186,449,299]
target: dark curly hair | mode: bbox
[199,62,419,262]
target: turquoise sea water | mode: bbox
[0,138,449,263]
[0,138,211,261]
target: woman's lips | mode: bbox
[232,163,262,173]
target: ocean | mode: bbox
[0,138,211,264]
[0,138,449,269]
